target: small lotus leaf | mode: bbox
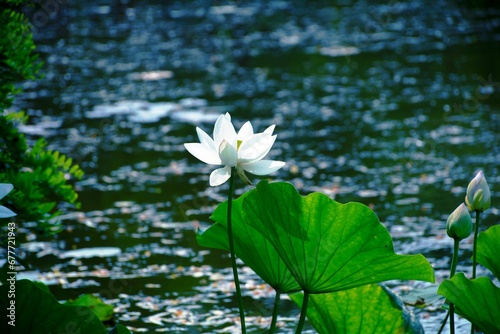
[477,224,500,280]
[438,273,500,334]
[290,283,424,334]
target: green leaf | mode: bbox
[290,283,424,334]
[242,181,435,293]
[438,273,500,334]
[0,279,107,333]
[37,201,56,214]
[477,225,500,280]
[198,191,301,293]
[65,294,114,322]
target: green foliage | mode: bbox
[476,224,500,279]
[241,180,435,293]
[290,284,424,334]
[438,224,500,333]
[0,113,83,234]
[438,273,500,334]
[198,190,301,293]
[65,294,115,322]
[198,180,434,331]
[0,3,83,235]
[0,1,42,110]
[0,279,131,334]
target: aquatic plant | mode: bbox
[438,171,499,334]
[1,1,83,236]
[192,112,437,333]
[199,180,435,333]
[190,113,500,333]
[185,113,285,333]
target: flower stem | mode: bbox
[227,168,246,333]
[471,210,481,279]
[269,290,281,334]
[448,238,460,334]
[295,291,309,334]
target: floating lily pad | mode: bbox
[290,283,424,334]
[242,181,435,293]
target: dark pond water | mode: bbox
[11,0,500,332]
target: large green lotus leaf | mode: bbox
[0,279,108,334]
[477,224,500,280]
[242,181,435,293]
[438,273,500,334]
[197,190,301,293]
[290,283,424,334]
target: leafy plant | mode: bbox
[0,1,42,109]
[436,171,498,334]
[0,279,131,334]
[438,225,500,334]
[199,180,435,332]
[0,121,84,234]
[0,1,83,236]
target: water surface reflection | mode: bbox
[15,1,500,332]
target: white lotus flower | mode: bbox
[0,183,16,218]
[184,113,285,186]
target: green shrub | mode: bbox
[0,0,83,236]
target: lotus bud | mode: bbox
[446,203,473,240]
[465,171,491,212]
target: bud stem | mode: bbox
[438,237,461,334]
[470,210,481,334]
[450,238,460,278]
[471,210,481,280]
[449,238,460,334]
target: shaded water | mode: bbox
[10,0,500,332]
